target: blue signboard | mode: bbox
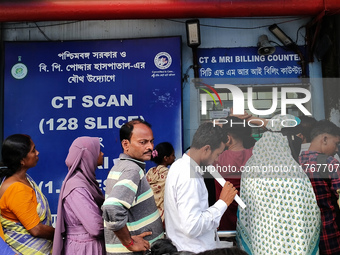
[197,46,307,84]
[3,37,182,221]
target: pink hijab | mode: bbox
[53,137,105,255]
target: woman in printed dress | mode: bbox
[146,142,175,224]
[236,115,321,255]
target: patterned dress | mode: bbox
[236,115,321,255]
[146,165,169,223]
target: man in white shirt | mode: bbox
[164,122,238,253]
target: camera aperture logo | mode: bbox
[199,83,223,115]
[154,52,172,70]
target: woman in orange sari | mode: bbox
[0,134,54,255]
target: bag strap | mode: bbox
[316,154,329,179]
[316,153,328,165]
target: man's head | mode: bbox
[299,115,317,143]
[120,119,154,162]
[221,116,256,149]
[310,120,340,157]
[191,122,225,166]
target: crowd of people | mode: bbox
[0,114,339,255]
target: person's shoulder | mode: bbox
[170,154,189,169]
[167,154,192,180]
[1,181,32,193]
[148,165,168,175]
[299,150,317,159]
[120,159,141,168]
[219,149,230,157]
[0,181,34,202]
[326,155,340,165]
[112,157,143,172]
[67,187,96,202]
[309,152,337,164]
[298,150,309,160]
[147,166,157,173]
[71,186,92,195]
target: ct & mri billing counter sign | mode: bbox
[197,46,311,117]
[4,37,182,221]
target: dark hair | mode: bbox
[311,119,340,141]
[222,116,256,149]
[151,142,174,165]
[191,122,225,151]
[0,134,32,178]
[299,116,317,143]
[120,119,152,142]
[196,247,248,255]
[147,238,178,255]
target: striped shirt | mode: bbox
[102,153,164,255]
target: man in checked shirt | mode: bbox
[299,119,340,255]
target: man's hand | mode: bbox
[219,181,238,206]
[127,231,152,252]
[230,108,252,120]
[115,226,152,252]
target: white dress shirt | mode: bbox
[164,153,228,253]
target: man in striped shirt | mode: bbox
[103,119,164,255]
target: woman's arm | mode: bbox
[3,183,54,240]
[28,223,54,240]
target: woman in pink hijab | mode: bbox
[53,137,105,255]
